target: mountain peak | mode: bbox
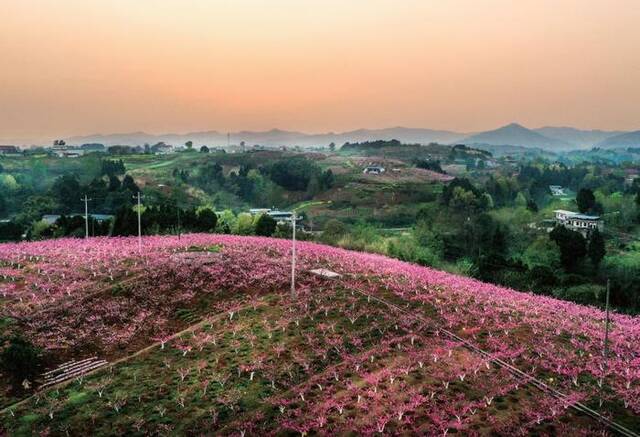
[501,122,527,130]
[462,123,569,149]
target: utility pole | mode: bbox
[133,192,143,252]
[600,278,611,407]
[291,211,297,300]
[81,195,92,239]
[177,205,181,240]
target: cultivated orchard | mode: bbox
[0,235,638,434]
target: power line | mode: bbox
[343,281,639,437]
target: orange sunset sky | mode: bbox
[1,0,640,143]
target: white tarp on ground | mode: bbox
[309,268,341,279]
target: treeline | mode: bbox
[413,159,446,174]
[112,206,297,239]
[0,159,140,240]
[341,139,403,151]
[187,157,335,206]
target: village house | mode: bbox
[42,214,114,225]
[554,209,603,236]
[549,185,566,196]
[248,208,301,226]
[0,145,20,155]
[363,165,385,175]
[151,142,173,155]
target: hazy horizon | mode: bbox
[2,0,640,143]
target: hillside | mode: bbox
[597,131,640,148]
[0,236,639,435]
[463,123,571,150]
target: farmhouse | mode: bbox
[42,214,114,225]
[549,185,566,196]
[248,208,300,225]
[151,143,173,155]
[268,210,296,223]
[363,165,385,175]
[0,145,19,155]
[554,209,603,236]
[249,208,271,216]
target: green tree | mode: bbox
[549,225,587,272]
[108,175,121,191]
[112,206,138,236]
[122,175,140,194]
[0,221,23,242]
[185,140,194,150]
[0,192,6,216]
[15,195,57,226]
[450,186,478,211]
[322,219,348,243]
[200,145,210,153]
[196,208,218,232]
[101,159,125,176]
[51,174,81,212]
[587,229,606,267]
[254,214,277,237]
[441,178,487,211]
[523,236,561,269]
[515,192,527,207]
[319,169,335,190]
[264,158,320,191]
[235,213,254,235]
[576,188,596,213]
[0,174,19,191]
[0,336,42,381]
[216,209,236,233]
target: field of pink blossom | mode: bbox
[0,234,638,435]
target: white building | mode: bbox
[363,165,385,175]
[554,210,603,236]
[248,208,300,225]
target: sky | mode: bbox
[1,0,640,143]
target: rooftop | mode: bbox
[554,210,600,220]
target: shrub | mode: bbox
[235,213,254,235]
[553,284,605,306]
[0,336,42,381]
[254,214,277,237]
[321,219,348,243]
[196,208,218,232]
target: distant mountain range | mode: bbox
[60,123,640,150]
[595,130,640,148]
[534,126,625,148]
[65,127,464,149]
